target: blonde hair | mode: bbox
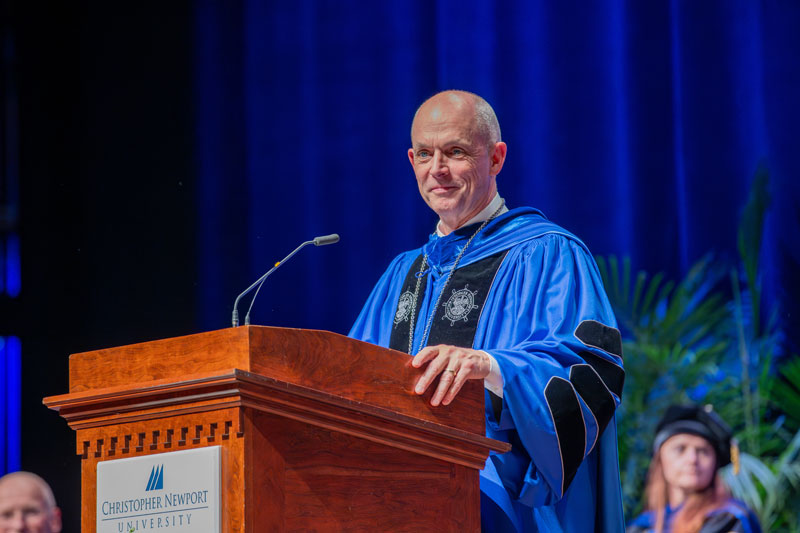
[643,452,730,533]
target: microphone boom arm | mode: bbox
[231,234,339,327]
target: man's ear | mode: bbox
[489,142,507,176]
[50,506,63,532]
[408,148,415,168]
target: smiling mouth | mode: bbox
[430,186,458,194]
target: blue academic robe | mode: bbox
[349,207,626,532]
[627,499,762,533]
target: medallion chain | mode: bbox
[407,203,505,354]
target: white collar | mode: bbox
[436,193,508,237]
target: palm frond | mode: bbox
[773,358,800,427]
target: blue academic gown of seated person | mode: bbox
[626,499,762,533]
[349,207,626,532]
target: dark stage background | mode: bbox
[2,2,799,530]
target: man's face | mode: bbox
[408,95,506,234]
[0,477,61,533]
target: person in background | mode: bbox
[0,471,62,533]
[627,404,761,533]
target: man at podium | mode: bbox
[349,90,625,532]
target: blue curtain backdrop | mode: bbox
[194,1,799,350]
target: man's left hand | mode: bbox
[412,344,491,406]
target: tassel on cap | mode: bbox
[731,439,740,475]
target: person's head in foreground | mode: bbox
[0,472,62,533]
[631,404,761,533]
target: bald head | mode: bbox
[407,90,508,234]
[411,90,502,151]
[0,473,56,510]
[0,472,61,533]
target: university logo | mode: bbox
[394,291,414,326]
[145,464,164,491]
[442,285,479,325]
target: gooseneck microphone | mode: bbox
[231,233,340,327]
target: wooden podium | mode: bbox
[44,326,509,532]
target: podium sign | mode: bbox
[96,447,221,533]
